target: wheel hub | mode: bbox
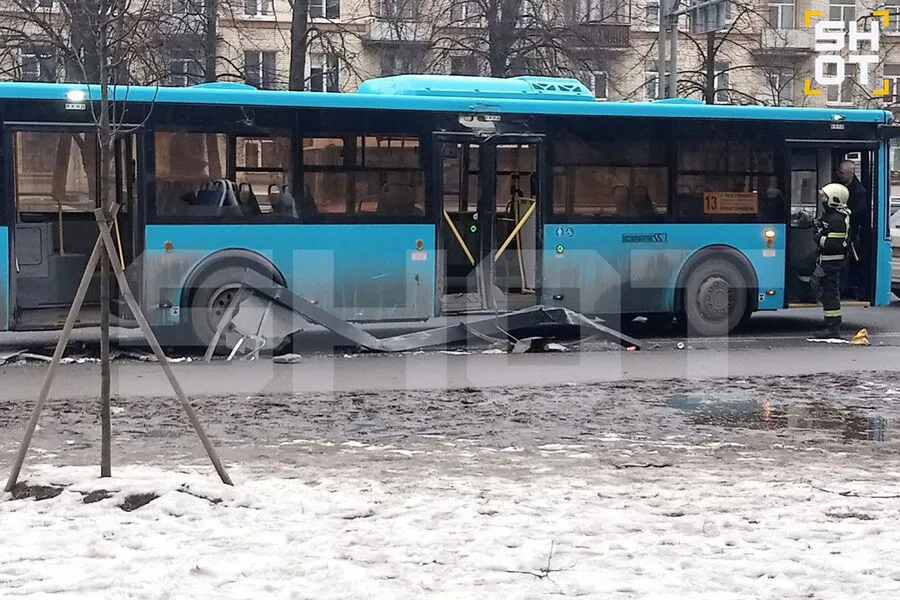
[696,276,733,322]
[208,283,242,333]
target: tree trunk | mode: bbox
[705,31,715,104]
[98,1,113,478]
[289,0,310,90]
[204,0,218,83]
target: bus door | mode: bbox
[433,133,545,314]
[6,127,140,328]
[785,139,879,306]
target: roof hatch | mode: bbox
[356,74,596,102]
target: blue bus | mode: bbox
[0,74,895,346]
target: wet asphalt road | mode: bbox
[1,370,898,474]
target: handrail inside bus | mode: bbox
[442,209,475,266]
[495,200,536,263]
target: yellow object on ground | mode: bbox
[850,328,870,346]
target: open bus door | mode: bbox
[785,137,884,307]
[433,132,545,315]
[5,127,140,329]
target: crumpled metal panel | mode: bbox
[222,269,641,353]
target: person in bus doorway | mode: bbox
[811,183,852,339]
[834,160,869,299]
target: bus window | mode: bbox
[302,136,352,214]
[551,124,668,219]
[154,131,227,217]
[672,124,782,222]
[301,135,424,218]
[790,149,818,214]
[235,135,292,216]
[14,131,97,214]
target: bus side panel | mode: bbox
[142,224,436,326]
[542,223,786,315]
[0,226,7,330]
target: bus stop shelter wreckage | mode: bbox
[204,269,642,360]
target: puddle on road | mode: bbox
[666,394,890,442]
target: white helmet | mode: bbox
[819,183,849,209]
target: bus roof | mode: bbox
[0,75,890,124]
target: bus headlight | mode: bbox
[764,228,776,248]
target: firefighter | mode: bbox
[812,182,851,338]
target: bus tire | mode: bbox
[681,258,749,337]
[187,266,258,350]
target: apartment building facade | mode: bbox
[215,0,900,112]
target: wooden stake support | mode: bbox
[4,206,233,491]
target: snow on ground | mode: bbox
[2,372,900,599]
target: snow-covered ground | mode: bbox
[2,372,900,599]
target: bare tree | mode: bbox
[617,0,820,106]
[0,0,169,478]
[362,0,632,82]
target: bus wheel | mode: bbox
[187,266,251,350]
[682,258,749,337]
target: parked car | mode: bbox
[892,210,900,298]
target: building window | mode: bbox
[380,0,415,19]
[644,60,670,100]
[450,55,478,75]
[309,0,340,19]
[828,0,854,25]
[244,0,273,16]
[451,1,478,22]
[245,51,277,89]
[887,6,900,32]
[713,63,730,103]
[34,0,54,7]
[825,62,854,103]
[577,0,616,21]
[581,71,608,99]
[885,64,900,103]
[171,0,202,13]
[168,56,203,86]
[20,46,57,82]
[380,51,415,76]
[646,1,660,26]
[309,53,339,91]
[768,1,794,29]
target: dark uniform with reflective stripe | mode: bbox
[815,201,851,336]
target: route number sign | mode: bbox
[703,192,758,214]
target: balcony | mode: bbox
[570,22,631,49]
[754,28,816,56]
[363,19,432,44]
